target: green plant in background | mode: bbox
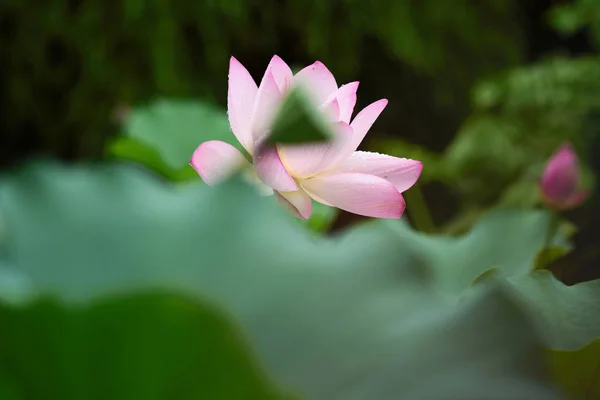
[549,0,600,47]
[364,1,600,234]
[377,55,600,210]
[107,98,236,181]
[1,0,525,167]
[372,54,600,236]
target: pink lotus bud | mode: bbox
[540,143,588,210]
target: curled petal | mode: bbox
[264,55,293,93]
[278,122,353,179]
[274,189,313,219]
[329,151,423,192]
[228,57,258,153]
[190,140,249,186]
[252,69,284,142]
[318,97,341,122]
[301,172,405,218]
[254,143,298,191]
[334,81,359,123]
[293,61,338,105]
[334,99,388,160]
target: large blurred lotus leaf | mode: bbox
[0,294,291,400]
[508,270,600,350]
[376,207,600,356]
[378,208,564,294]
[0,161,561,399]
[502,271,600,399]
[106,136,198,181]
[406,198,600,400]
[124,98,241,171]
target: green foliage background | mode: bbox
[1,0,524,163]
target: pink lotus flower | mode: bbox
[540,143,588,210]
[191,55,423,219]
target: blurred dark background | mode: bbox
[1,0,598,282]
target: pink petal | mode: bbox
[228,57,258,154]
[336,99,387,159]
[277,122,353,179]
[329,151,423,192]
[335,81,359,123]
[190,140,249,186]
[252,69,284,143]
[540,143,580,204]
[293,61,338,105]
[301,172,405,218]
[254,143,299,191]
[274,189,313,219]
[318,97,341,122]
[264,55,293,93]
